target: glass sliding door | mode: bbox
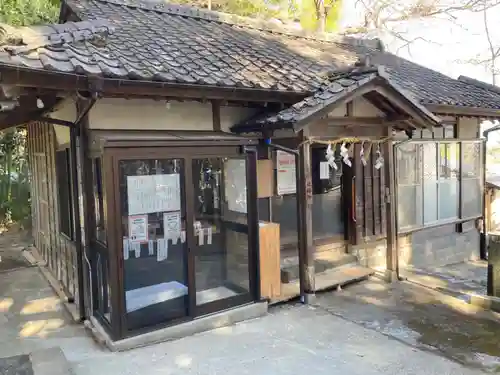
[112,146,258,337]
[191,156,254,314]
[118,158,189,331]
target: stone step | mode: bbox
[270,265,375,305]
[281,253,358,284]
[30,347,73,375]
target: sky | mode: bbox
[337,1,500,152]
[338,1,500,84]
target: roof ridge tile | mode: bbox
[0,19,114,55]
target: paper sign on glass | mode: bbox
[128,215,148,243]
[157,238,168,262]
[320,162,330,180]
[127,174,181,215]
[164,211,181,241]
[224,159,247,214]
[123,237,129,260]
[276,151,296,195]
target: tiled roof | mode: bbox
[0,0,499,111]
[0,20,115,73]
[234,64,442,131]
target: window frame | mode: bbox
[55,147,75,240]
[395,138,484,234]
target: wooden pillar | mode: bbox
[76,99,95,320]
[297,132,315,302]
[383,127,398,281]
[488,234,500,297]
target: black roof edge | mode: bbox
[231,118,294,134]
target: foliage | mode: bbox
[168,0,280,17]
[169,0,342,31]
[0,0,56,226]
[0,129,31,227]
[294,0,342,32]
[0,0,59,26]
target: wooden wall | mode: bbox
[27,122,79,302]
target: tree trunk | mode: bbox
[317,0,326,32]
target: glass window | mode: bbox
[438,143,459,220]
[271,150,298,247]
[93,158,107,244]
[272,194,298,247]
[396,143,422,230]
[311,145,343,240]
[422,143,438,224]
[55,148,75,239]
[462,141,483,218]
[396,139,483,232]
[119,158,188,331]
[192,157,252,306]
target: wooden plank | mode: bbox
[259,221,281,299]
[257,159,273,198]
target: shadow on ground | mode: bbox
[313,278,500,372]
[0,227,101,368]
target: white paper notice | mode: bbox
[180,230,186,244]
[276,151,296,195]
[123,237,130,260]
[129,215,148,243]
[206,227,212,245]
[320,162,330,180]
[157,238,168,262]
[132,242,141,258]
[164,211,181,242]
[224,159,247,214]
[198,227,204,246]
[127,174,181,215]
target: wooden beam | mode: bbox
[318,116,410,127]
[372,87,437,128]
[425,103,500,119]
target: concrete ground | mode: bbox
[400,261,488,297]
[0,266,493,375]
[315,278,500,372]
[0,227,498,375]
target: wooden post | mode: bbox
[75,98,95,320]
[211,100,221,132]
[488,234,500,297]
[383,127,398,281]
[298,132,315,302]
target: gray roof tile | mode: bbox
[0,0,499,110]
[238,65,442,130]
